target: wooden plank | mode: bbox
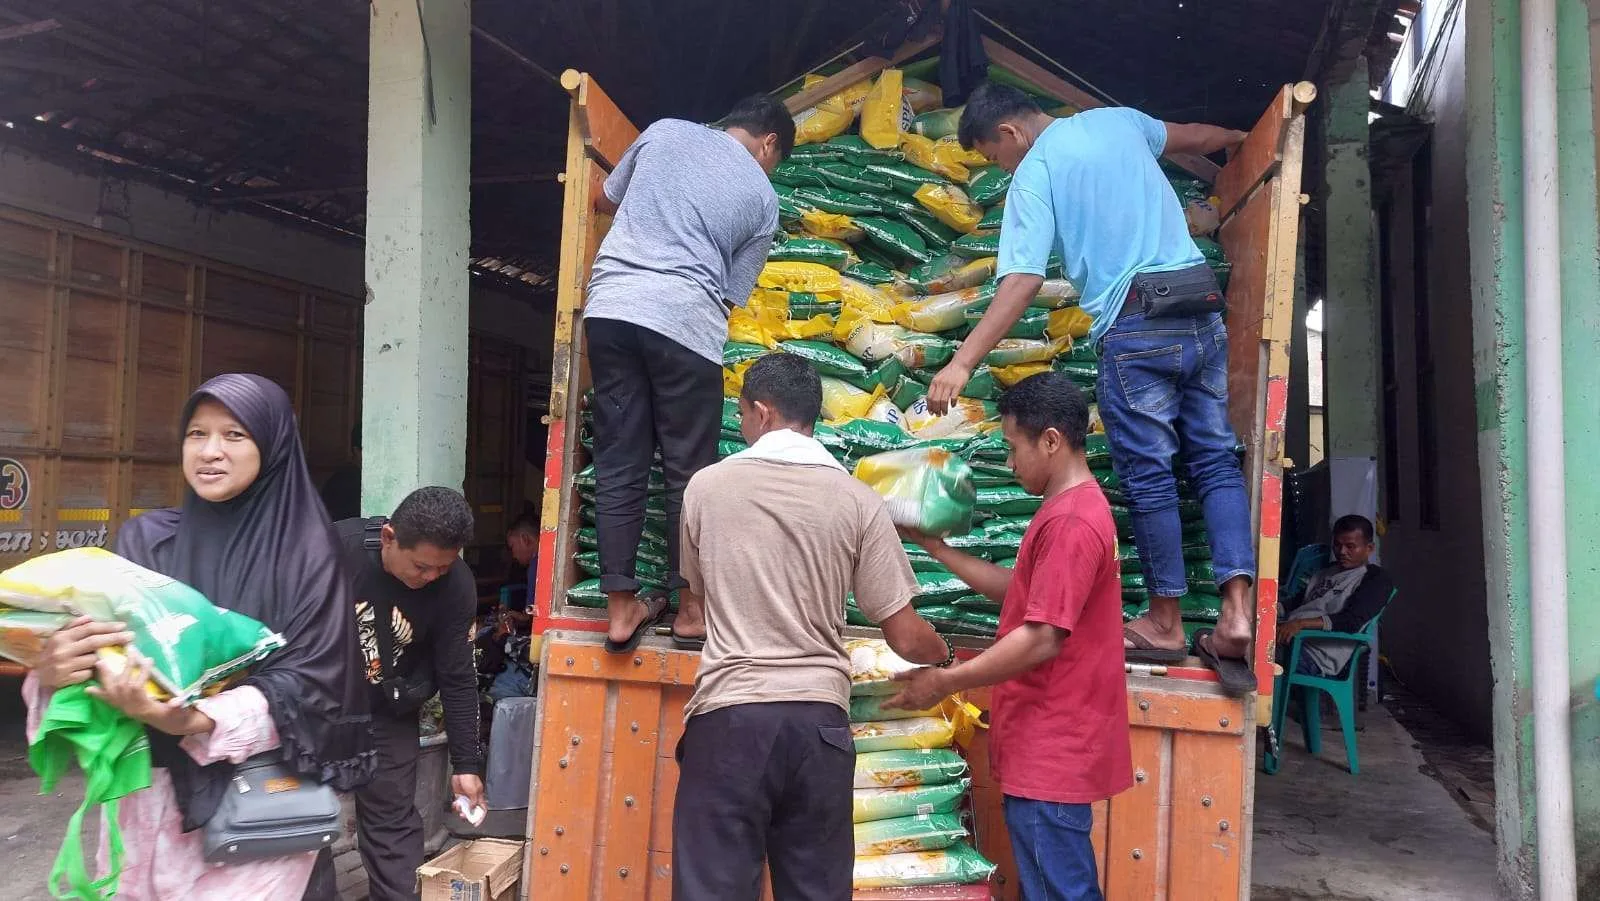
[1091,800,1110,894]
[548,641,700,686]
[1168,730,1247,899]
[980,37,1220,184]
[594,681,661,901]
[528,675,609,892]
[1105,727,1168,898]
[1219,185,1274,443]
[1214,86,1290,219]
[646,850,673,900]
[781,32,942,115]
[1127,686,1247,735]
[560,70,641,172]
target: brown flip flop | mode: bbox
[1123,615,1187,664]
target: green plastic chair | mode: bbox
[1262,588,1396,776]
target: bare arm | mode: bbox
[878,605,953,667]
[913,534,1013,603]
[1163,122,1248,157]
[885,622,1065,710]
[927,273,1043,414]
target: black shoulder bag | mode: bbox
[364,517,437,717]
[1131,262,1226,319]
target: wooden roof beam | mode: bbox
[979,37,1221,184]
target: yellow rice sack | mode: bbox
[892,285,993,333]
[852,779,971,824]
[913,183,984,234]
[851,716,955,753]
[821,378,884,422]
[860,69,906,150]
[1046,307,1094,341]
[758,261,844,299]
[992,361,1053,388]
[801,209,866,242]
[852,842,997,889]
[839,278,900,324]
[793,75,870,145]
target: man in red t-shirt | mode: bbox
[891,371,1132,900]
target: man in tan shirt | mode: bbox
[672,353,953,900]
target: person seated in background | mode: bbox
[1276,514,1393,677]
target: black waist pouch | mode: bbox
[1132,263,1225,318]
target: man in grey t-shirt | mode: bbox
[583,94,792,654]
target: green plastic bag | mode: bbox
[951,231,1001,260]
[793,186,882,216]
[0,549,285,704]
[30,684,152,901]
[978,204,1005,231]
[817,161,894,194]
[854,748,968,788]
[855,813,968,857]
[780,339,869,380]
[967,166,1012,206]
[868,191,924,219]
[769,236,850,270]
[723,341,770,367]
[853,778,971,823]
[857,216,932,264]
[976,484,1042,517]
[853,841,997,889]
[853,447,977,537]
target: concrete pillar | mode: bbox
[1464,0,1600,895]
[361,0,472,515]
[1320,62,1381,466]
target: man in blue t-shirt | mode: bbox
[926,83,1257,692]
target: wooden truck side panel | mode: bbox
[527,72,1308,900]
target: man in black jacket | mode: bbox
[308,486,485,901]
[1277,514,1394,677]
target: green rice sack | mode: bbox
[976,484,1043,517]
[780,339,870,380]
[967,166,1012,205]
[853,447,978,538]
[789,143,844,164]
[836,418,917,456]
[857,216,932,264]
[978,204,1005,231]
[769,161,829,188]
[817,161,895,194]
[850,694,942,724]
[852,841,997,889]
[951,231,1001,260]
[827,134,905,167]
[899,209,962,249]
[854,813,968,857]
[865,161,949,196]
[793,186,883,216]
[723,341,770,367]
[0,548,284,704]
[768,236,850,270]
[854,748,968,789]
[853,778,971,823]
[842,260,899,285]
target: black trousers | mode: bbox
[673,702,856,901]
[585,318,722,594]
[304,712,424,901]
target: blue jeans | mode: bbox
[1097,310,1256,597]
[1003,797,1103,901]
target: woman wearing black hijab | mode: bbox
[29,373,375,899]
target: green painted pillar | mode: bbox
[1465,0,1600,895]
[1320,61,1381,463]
[361,0,471,516]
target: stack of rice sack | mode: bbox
[847,639,996,890]
[567,64,1236,641]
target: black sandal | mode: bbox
[604,593,669,655]
[1191,628,1256,696]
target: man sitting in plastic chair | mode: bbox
[1276,514,1393,677]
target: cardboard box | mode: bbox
[417,838,524,901]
